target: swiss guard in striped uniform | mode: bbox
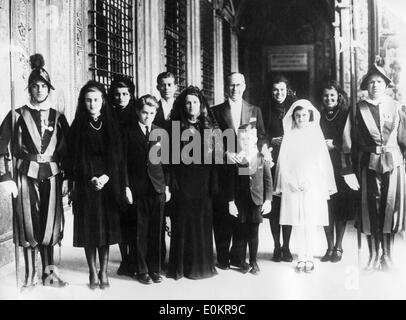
[341,64,406,271]
[0,54,69,287]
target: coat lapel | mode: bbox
[222,101,235,131]
[134,123,148,151]
[241,100,253,126]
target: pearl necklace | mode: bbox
[89,120,103,131]
[324,108,340,122]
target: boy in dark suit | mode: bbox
[125,95,171,285]
[228,124,273,274]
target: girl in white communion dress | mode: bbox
[274,99,337,273]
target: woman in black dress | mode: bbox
[262,74,297,262]
[108,77,137,277]
[167,86,219,280]
[319,80,356,263]
[68,81,124,289]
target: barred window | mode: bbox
[200,0,215,105]
[223,19,231,99]
[165,0,187,92]
[89,0,135,87]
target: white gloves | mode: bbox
[165,186,171,203]
[90,175,110,191]
[2,181,18,198]
[229,201,239,218]
[261,145,274,168]
[125,187,133,205]
[261,200,272,215]
[344,174,360,191]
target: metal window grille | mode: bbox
[200,0,215,105]
[165,0,187,92]
[89,0,135,87]
[222,19,231,99]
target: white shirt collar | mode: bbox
[27,99,52,111]
[365,95,391,106]
[228,98,243,109]
[138,122,151,134]
[161,98,174,120]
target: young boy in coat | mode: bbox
[228,124,273,274]
[125,95,171,285]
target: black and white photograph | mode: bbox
[1,0,406,307]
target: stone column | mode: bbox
[186,0,201,87]
[136,0,165,97]
[213,12,224,105]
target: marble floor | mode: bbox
[1,212,406,300]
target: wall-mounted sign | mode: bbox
[269,53,309,71]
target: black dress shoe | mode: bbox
[230,261,251,274]
[150,273,163,283]
[138,273,152,285]
[215,262,230,270]
[320,249,334,262]
[249,262,260,275]
[331,248,343,263]
[281,247,293,262]
[117,262,131,276]
[272,247,282,262]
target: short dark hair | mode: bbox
[135,94,159,111]
[108,77,136,104]
[292,106,314,122]
[271,74,291,88]
[157,72,177,85]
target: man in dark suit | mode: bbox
[126,95,171,285]
[211,72,267,272]
[153,72,178,268]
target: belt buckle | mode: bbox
[37,154,46,163]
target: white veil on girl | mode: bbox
[274,99,337,226]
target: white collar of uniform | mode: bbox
[27,99,52,111]
[365,95,391,106]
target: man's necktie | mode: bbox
[145,126,150,140]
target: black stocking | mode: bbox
[334,218,347,251]
[39,245,54,274]
[98,245,110,283]
[282,225,292,249]
[269,218,281,249]
[248,224,259,264]
[23,247,37,286]
[84,247,97,280]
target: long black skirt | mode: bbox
[167,193,217,280]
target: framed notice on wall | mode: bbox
[269,53,309,71]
